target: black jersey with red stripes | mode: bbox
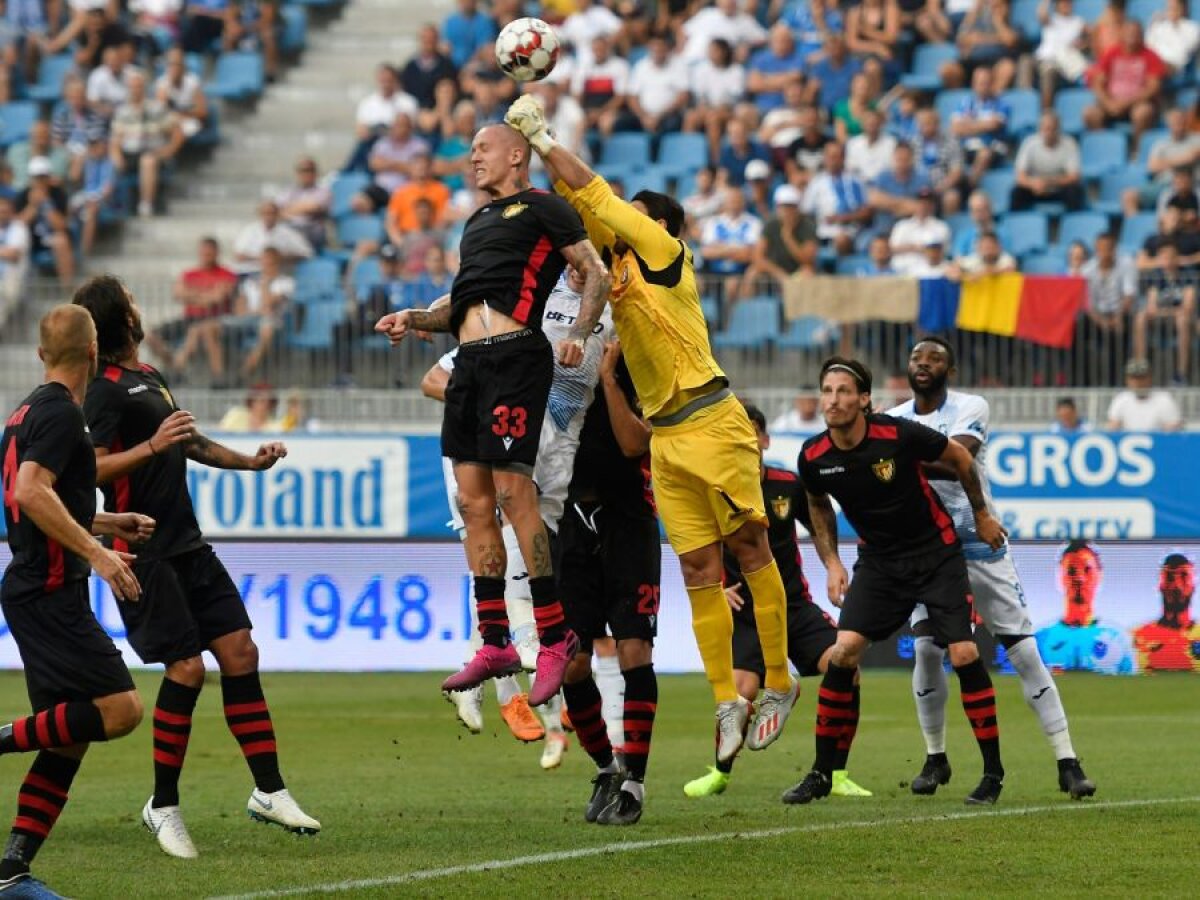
[1,382,97,600]
[83,363,204,559]
[798,414,956,559]
[449,188,588,335]
[724,466,812,600]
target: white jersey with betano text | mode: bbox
[441,279,613,533]
[888,390,1003,561]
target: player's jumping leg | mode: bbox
[562,656,622,823]
[497,534,549,745]
[592,641,625,750]
[597,640,657,826]
[910,633,953,795]
[1001,635,1095,798]
[142,660,204,858]
[211,631,320,834]
[684,669,759,798]
[949,640,1005,805]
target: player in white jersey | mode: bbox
[422,269,617,769]
[888,337,1096,800]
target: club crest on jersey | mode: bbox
[502,202,528,219]
[872,458,895,482]
[771,496,791,519]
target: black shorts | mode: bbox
[732,588,836,680]
[557,500,661,654]
[441,329,553,473]
[118,544,251,665]
[838,547,973,646]
[3,582,135,712]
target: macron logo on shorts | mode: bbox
[502,437,514,451]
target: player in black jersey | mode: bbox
[558,341,660,826]
[683,404,871,802]
[73,277,319,860]
[0,305,155,899]
[376,123,610,707]
[791,357,1009,806]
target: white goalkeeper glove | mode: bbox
[505,94,557,156]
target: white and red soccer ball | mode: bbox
[495,17,560,83]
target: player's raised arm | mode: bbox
[939,439,1006,550]
[185,433,288,472]
[557,239,611,365]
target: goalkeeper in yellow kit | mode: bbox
[506,96,798,762]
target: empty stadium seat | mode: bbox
[1179,87,1198,112]
[980,169,1016,215]
[352,257,382,295]
[1137,128,1170,167]
[1059,211,1110,248]
[337,214,384,247]
[1119,212,1158,253]
[625,168,667,195]
[902,43,958,91]
[1080,130,1128,179]
[0,102,37,148]
[1095,165,1148,215]
[1002,89,1040,137]
[656,132,708,174]
[26,54,75,103]
[1074,0,1107,21]
[1054,88,1094,135]
[1127,0,1164,25]
[600,133,651,170]
[205,52,265,100]
[699,295,720,325]
[1012,0,1043,40]
[1021,249,1067,274]
[711,297,780,349]
[775,316,840,350]
[280,5,309,54]
[998,211,1050,258]
[935,88,971,126]
[288,301,345,351]
[836,255,869,275]
[295,257,341,290]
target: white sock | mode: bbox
[1005,636,1075,759]
[912,636,948,755]
[494,675,521,706]
[621,778,644,801]
[533,686,564,734]
[594,653,624,747]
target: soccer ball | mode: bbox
[495,17,560,83]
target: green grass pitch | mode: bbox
[2,669,1196,898]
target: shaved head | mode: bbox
[470,123,532,195]
[39,304,97,370]
[487,123,531,166]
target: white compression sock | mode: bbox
[912,636,949,755]
[494,675,521,706]
[594,653,624,747]
[1004,635,1075,759]
[531,681,564,734]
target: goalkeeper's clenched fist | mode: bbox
[505,94,557,156]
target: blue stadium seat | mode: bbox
[1137,128,1169,167]
[352,257,381,295]
[337,214,383,247]
[711,297,780,349]
[26,54,75,103]
[980,169,1016,215]
[1054,88,1094,135]
[1074,0,1107,21]
[935,88,971,126]
[0,102,37,148]
[998,211,1049,258]
[189,104,221,148]
[775,316,840,350]
[902,43,958,91]
[288,300,345,351]
[699,295,719,325]
[294,257,340,290]
[1127,0,1164,25]
[1080,130,1128,179]
[835,254,869,275]
[1059,211,1110,248]
[1119,212,1158,253]
[1095,165,1148,214]
[1002,89,1040,137]
[205,52,265,100]
[1021,249,1067,274]
[625,168,667,195]
[1012,0,1043,40]
[1193,0,1200,23]
[1178,87,1198,112]
[945,212,972,237]
[331,172,370,219]
[280,5,308,54]
[656,132,708,174]
[600,133,651,170]
[673,170,697,199]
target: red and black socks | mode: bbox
[529,576,566,644]
[833,682,861,771]
[152,678,201,809]
[222,672,285,794]
[0,751,81,880]
[562,677,614,770]
[955,658,1004,778]
[475,576,509,647]
[621,665,657,783]
[814,663,856,775]
[0,703,107,754]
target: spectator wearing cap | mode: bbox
[623,32,689,142]
[1050,397,1092,434]
[1134,241,1196,383]
[889,188,950,275]
[685,38,748,162]
[148,236,238,380]
[333,242,408,385]
[808,32,862,111]
[0,194,29,320]
[718,118,770,188]
[1082,20,1164,148]
[1144,0,1199,75]
[155,46,209,144]
[951,229,1016,280]
[232,199,313,272]
[681,0,766,64]
[15,156,72,285]
[109,69,182,217]
[1010,111,1083,212]
[52,76,108,168]
[1106,358,1183,431]
[701,185,763,302]
[803,141,872,255]
[845,108,896,183]
[404,23,458,109]
[70,134,115,255]
[7,120,68,192]
[275,157,332,251]
[742,182,817,291]
[571,33,629,137]
[744,159,774,220]
[869,142,931,227]
[910,108,965,217]
[351,113,430,214]
[442,0,497,69]
[347,65,420,173]
[746,23,809,114]
[950,64,1010,188]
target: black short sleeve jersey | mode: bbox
[449,188,588,334]
[83,364,204,559]
[1,383,97,600]
[567,359,654,518]
[798,414,957,558]
[724,466,811,600]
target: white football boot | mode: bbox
[247,788,321,834]
[142,797,198,859]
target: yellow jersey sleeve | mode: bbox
[573,176,682,271]
[553,179,616,252]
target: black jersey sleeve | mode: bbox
[898,416,950,463]
[790,475,813,535]
[23,399,84,478]
[534,192,588,250]
[83,378,125,451]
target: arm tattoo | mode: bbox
[186,434,252,470]
[562,240,611,342]
[529,530,553,578]
[477,542,505,578]
[806,492,840,566]
[409,302,454,334]
[959,458,989,513]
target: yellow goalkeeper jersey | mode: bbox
[556,176,726,419]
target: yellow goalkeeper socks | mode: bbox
[685,582,737,704]
[744,559,792,692]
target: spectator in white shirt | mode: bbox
[1035,0,1087,109]
[229,246,295,380]
[1145,0,1199,73]
[0,194,29,322]
[889,188,951,274]
[347,64,420,172]
[232,200,313,272]
[701,186,763,301]
[683,166,725,239]
[681,0,767,64]
[951,230,1017,279]
[684,37,748,163]
[803,141,872,255]
[770,389,822,434]
[1105,359,1183,431]
[560,0,622,65]
[624,33,690,138]
[526,81,587,167]
[86,46,135,119]
[155,46,209,141]
[845,108,898,182]
[572,33,629,137]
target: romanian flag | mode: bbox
[955,274,1087,349]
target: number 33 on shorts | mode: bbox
[492,405,528,439]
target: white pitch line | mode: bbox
[211,795,1200,900]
